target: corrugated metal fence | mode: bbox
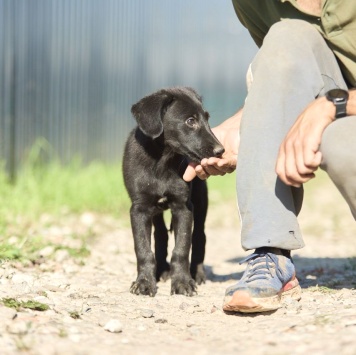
[0,0,256,179]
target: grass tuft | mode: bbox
[307,285,336,294]
[0,138,131,222]
[69,311,81,319]
[2,297,49,311]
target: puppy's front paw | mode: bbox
[130,277,157,297]
[171,276,197,296]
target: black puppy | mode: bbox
[123,87,224,296]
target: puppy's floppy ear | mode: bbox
[131,90,173,138]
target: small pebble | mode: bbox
[179,302,190,311]
[7,321,30,335]
[11,273,34,285]
[140,309,154,318]
[155,318,168,324]
[55,249,70,263]
[103,319,123,333]
[39,246,55,257]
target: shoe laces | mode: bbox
[239,248,284,283]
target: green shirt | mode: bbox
[232,0,356,88]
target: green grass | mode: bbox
[307,285,337,294]
[0,232,91,263]
[69,311,81,319]
[2,297,49,311]
[207,172,236,202]
[0,159,131,236]
[0,145,236,231]
[0,160,129,220]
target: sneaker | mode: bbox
[223,247,301,313]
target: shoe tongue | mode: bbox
[255,247,283,256]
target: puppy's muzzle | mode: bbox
[213,146,225,158]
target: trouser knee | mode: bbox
[252,20,325,73]
[266,19,322,48]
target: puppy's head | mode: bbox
[131,87,224,162]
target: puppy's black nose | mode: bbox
[213,146,225,157]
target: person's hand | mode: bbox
[183,109,242,182]
[275,97,336,187]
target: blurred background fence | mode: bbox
[0,0,256,180]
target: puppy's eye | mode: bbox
[185,117,196,127]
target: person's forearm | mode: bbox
[211,107,242,154]
[216,107,243,131]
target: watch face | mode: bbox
[327,89,349,101]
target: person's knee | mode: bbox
[267,19,319,44]
[252,19,323,77]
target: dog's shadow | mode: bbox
[204,261,244,282]
[204,255,356,289]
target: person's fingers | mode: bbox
[303,137,323,169]
[184,152,237,182]
[276,97,333,187]
[202,157,219,166]
[285,159,304,187]
[216,157,237,172]
[200,164,224,176]
[292,136,315,175]
[194,164,210,180]
[312,151,322,167]
[183,163,198,182]
[277,141,317,187]
[276,140,299,187]
[295,150,316,175]
[202,156,237,174]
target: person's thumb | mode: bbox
[183,163,197,182]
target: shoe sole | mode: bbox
[222,278,302,313]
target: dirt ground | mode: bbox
[1,175,356,355]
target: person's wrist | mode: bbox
[319,96,336,122]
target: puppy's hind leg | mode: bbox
[153,213,171,282]
[170,203,197,296]
[190,178,207,285]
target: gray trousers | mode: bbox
[237,19,355,251]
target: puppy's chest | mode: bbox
[141,170,190,208]
[144,170,188,194]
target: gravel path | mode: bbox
[1,178,356,355]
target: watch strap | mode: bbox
[326,89,349,119]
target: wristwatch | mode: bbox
[325,88,349,119]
